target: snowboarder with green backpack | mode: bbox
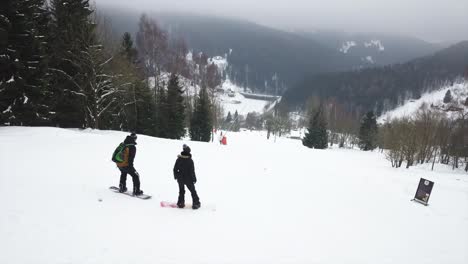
[112,133,144,195]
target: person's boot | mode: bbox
[177,197,185,208]
[192,202,201,210]
[119,183,127,193]
[133,186,144,196]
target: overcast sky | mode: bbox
[96,0,468,43]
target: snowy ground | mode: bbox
[1,127,467,264]
[218,79,278,116]
[378,81,468,123]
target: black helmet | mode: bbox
[130,132,137,140]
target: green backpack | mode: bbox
[112,143,127,163]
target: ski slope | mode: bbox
[1,127,467,264]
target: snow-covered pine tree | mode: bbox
[302,103,328,149]
[358,111,378,151]
[0,0,51,126]
[49,0,95,128]
[190,86,212,142]
[166,73,186,139]
[50,1,119,129]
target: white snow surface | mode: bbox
[363,56,375,64]
[364,40,385,51]
[2,105,12,114]
[1,127,467,264]
[208,55,228,73]
[339,41,356,54]
[218,79,276,116]
[379,82,468,123]
[148,74,273,117]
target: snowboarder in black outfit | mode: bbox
[173,144,200,209]
[116,133,144,195]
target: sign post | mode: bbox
[412,178,434,206]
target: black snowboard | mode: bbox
[109,186,152,200]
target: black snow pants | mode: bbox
[119,166,141,192]
[177,180,200,205]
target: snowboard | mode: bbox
[160,201,180,208]
[109,186,152,200]
[160,201,215,211]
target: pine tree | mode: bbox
[443,90,452,103]
[302,104,328,149]
[358,111,378,151]
[166,73,186,139]
[48,0,96,128]
[232,110,240,132]
[120,32,137,63]
[225,111,232,123]
[190,87,212,142]
[154,86,168,138]
[133,81,157,136]
[0,0,51,126]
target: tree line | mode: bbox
[0,0,222,142]
[379,104,468,172]
[299,94,468,173]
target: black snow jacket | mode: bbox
[123,136,137,167]
[173,151,197,183]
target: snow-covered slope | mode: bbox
[218,79,279,116]
[1,127,467,264]
[211,56,279,116]
[379,82,468,122]
[340,39,385,54]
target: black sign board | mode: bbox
[412,178,434,206]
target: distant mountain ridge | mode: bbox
[100,6,365,93]
[99,5,453,111]
[283,41,468,115]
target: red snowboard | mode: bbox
[160,201,179,208]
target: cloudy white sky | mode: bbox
[96,0,468,43]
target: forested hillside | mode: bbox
[283,41,468,115]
